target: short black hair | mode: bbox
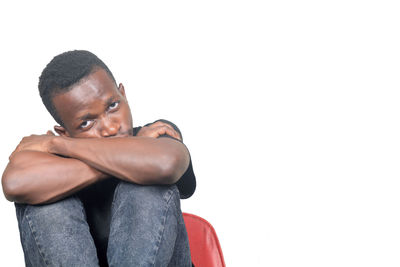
[38,50,116,126]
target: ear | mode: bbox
[54,125,70,137]
[118,83,126,98]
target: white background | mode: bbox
[0,1,399,266]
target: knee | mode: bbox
[112,182,180,212]
[16,196,84,225]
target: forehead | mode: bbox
[52,69,118,122]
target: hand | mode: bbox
[136,121,182,141]
[10,131,56,159]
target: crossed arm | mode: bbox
[2,122,190,205]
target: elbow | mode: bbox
[2,154,51,205]
[2,158,28,203]
[2,171,22,202]
[159,149,190,185]
[2,185,16,202]
[2,169,38,204]
[159,157,179,184]
[2,178,43,205]
[131,139,190,185]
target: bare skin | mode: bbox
[2,69,190,205]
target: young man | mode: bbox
[1,50,196,266]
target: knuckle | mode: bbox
[151,121,162,127]
[155,121,170,128]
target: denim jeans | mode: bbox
[15,182,192,267]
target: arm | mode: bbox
[2,121,189,204]
[2,151,106,204]
[49,135,190,185]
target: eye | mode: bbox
[108,101,120,111]
[79,120,94,129]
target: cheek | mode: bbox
[69,124,103,138]
[72,130,100,138]
[117,106,133,127]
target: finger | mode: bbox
[9,150,16,160]
[158,126,181,140]
[157,123,181,140]
[151,121,168,127]
[9,146,21,160]
[151,121,175,131]
[167,129,181,140]
[150,122,182,138]
[47,130,55,136]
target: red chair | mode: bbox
[183,213,226,267]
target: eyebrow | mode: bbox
[77,96,116,121]
[104,96,115,107]
[78,112,96,121]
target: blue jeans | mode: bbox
[15,182,192,266]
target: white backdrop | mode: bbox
[0,1,399,266]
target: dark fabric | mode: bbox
[77,178,119,266]
[76,119,196,266]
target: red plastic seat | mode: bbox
[183,213,226,267]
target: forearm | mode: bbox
[50,136,190,185]
[2,151,105,204]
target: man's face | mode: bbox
[52,68,133,138]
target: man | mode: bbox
[1,50,196,266]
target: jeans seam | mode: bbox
[150,186,175,267]
[25,210,50,266]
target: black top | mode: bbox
[76,119,196,266]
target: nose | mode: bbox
[100,118,120,137]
